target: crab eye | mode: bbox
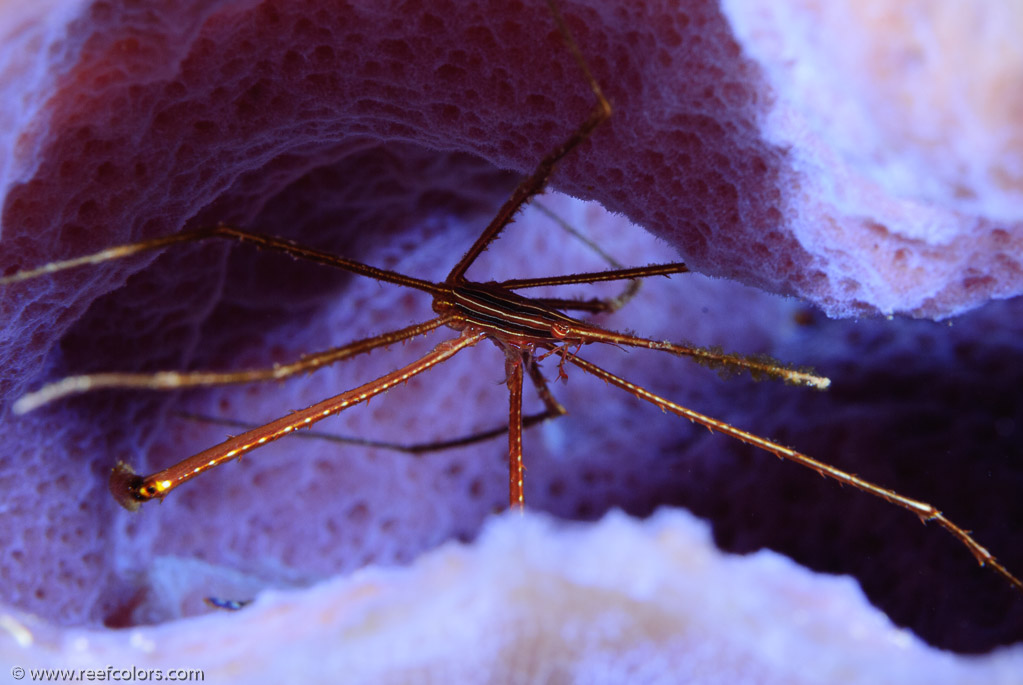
[550,323,570,338]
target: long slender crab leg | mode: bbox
[505,351,527,510]
[0,224,444,294]
[564,352,1023,592]
[14,317,453,414]
[109,329,486,511]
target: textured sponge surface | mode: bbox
[1,0,1022,659]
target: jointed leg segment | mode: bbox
[109,329,486,510]
[0,224,443,294]
[445,1,613,283]
[505,351,527,510]
[13,316,453,414]
[562,351,1023,592]
[172,344,568,460]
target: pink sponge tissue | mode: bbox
[1,0,1022,679]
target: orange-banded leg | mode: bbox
[505,349,527,510]
[109,329,485,510]
[173,351,567,458]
